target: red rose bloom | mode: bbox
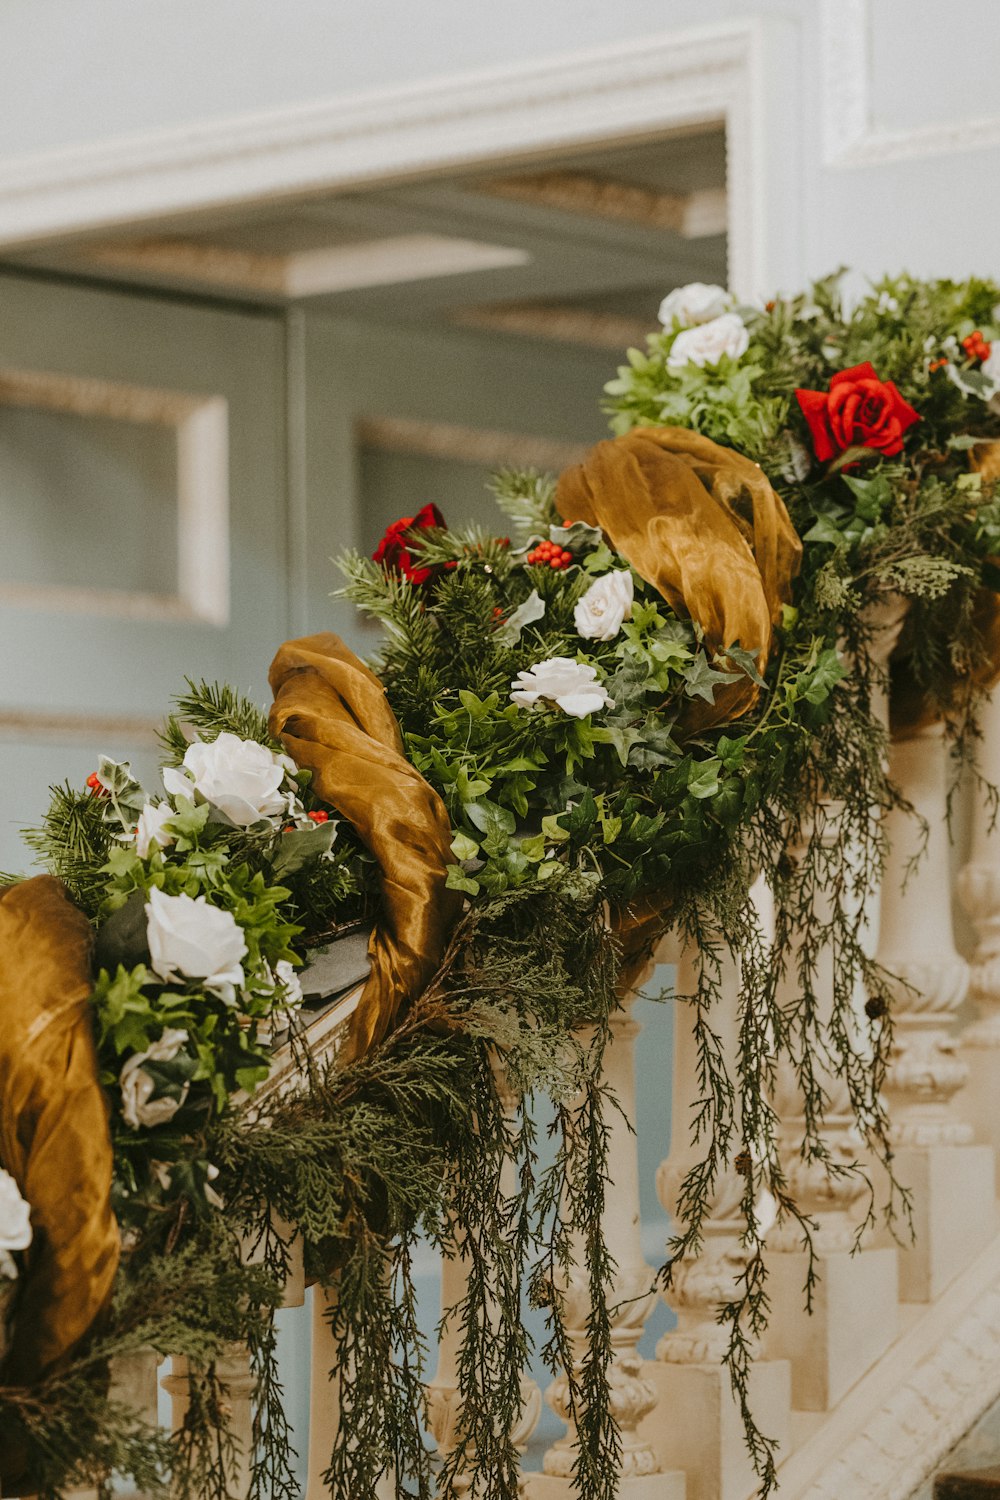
[795,362,920,463]
[373,503,448,584]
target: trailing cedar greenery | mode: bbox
[8,271,1000,1500]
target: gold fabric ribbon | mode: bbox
[269,633,460,1062]
[556,426,802,733]
[891,439,1000,736]
[0,876,119,1399]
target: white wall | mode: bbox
[1,1,999,296]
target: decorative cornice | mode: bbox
[821,0,1000,166]
[454,303,651,351]
[356,415,589,473]
[479,171,726,239]
[0,22,762,295]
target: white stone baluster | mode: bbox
[958,686,1000,1183]
[763,812,900,1411]
[642,945,790,1500]
[163,1344,257,1496]
[874,721,997,1300]
[531,981,684,1500]
[306,1281,397,1500]
[163,1211,305,1499]
[427,1061,543,1494]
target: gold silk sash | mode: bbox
[269,633,460,1062]
[0,876,119,1393]
[556,426,802,733]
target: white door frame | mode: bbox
[0,21,765,296]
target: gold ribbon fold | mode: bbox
[269,633,460,1062]
[556,426,802,732]
[0,875,119,1397]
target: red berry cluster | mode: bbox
[963,330,992,362]
[86,772,107,797]
[928,356,949,372]
[527,539,573,570]
[307,809,329,824]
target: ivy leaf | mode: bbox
[720,644,767,688]
[271,821,336,878]
[446,864,480,895]
[450,830,481,862]
[687,759,722,800]
[562,790,598,838]
[682,656,741,704]
[591,724,644,766]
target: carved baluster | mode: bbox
[874,721,997,1299]
[427,1060,542,1493]
[958,686,1000,1184]
[641,944,790,1500]
[533,982,684,1500]
[762,808,900,1411]
[163,1211,305,1498]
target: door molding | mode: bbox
[0,21,764,295]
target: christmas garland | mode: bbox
[3,270,1000,1500]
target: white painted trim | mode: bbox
[0,366,230,626]
[822,0,1000,166]
[83,233,532,299]
[0,22,763,296]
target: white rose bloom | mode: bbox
[275,958,304,1009]
[510,657,613,718]
[119,1027,190,1130]
[162,731,288,827]
[0,1168,31,1278]
[145,886,247,998]
[574,571,634,641]
[667,312,749,370]
[135,801,175,859]
[658,282,732,328]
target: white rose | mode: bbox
[667,312,749,370]
[119,1028,190,1130]
[135,801,175,859]
[145,886,247,999]
[0,1168,31,1276]
[574,571,634,641]
[274,958,304,1010]
[658,282,732,328]
[510,657,612,718]
[162,731,288,827]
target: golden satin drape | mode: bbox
[0,876,119,1406]
[269,633,460,1062]
[891,439,1000,736]
[556,426,802,733]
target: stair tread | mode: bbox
[935,1466,1000,1498]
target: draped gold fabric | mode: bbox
[0,876,119,1396]
[891,439,1000,736]
[269,633,460,1062]
[556,426,802,733]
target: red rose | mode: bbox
[795,362,920,463]
[373,502,448,584]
